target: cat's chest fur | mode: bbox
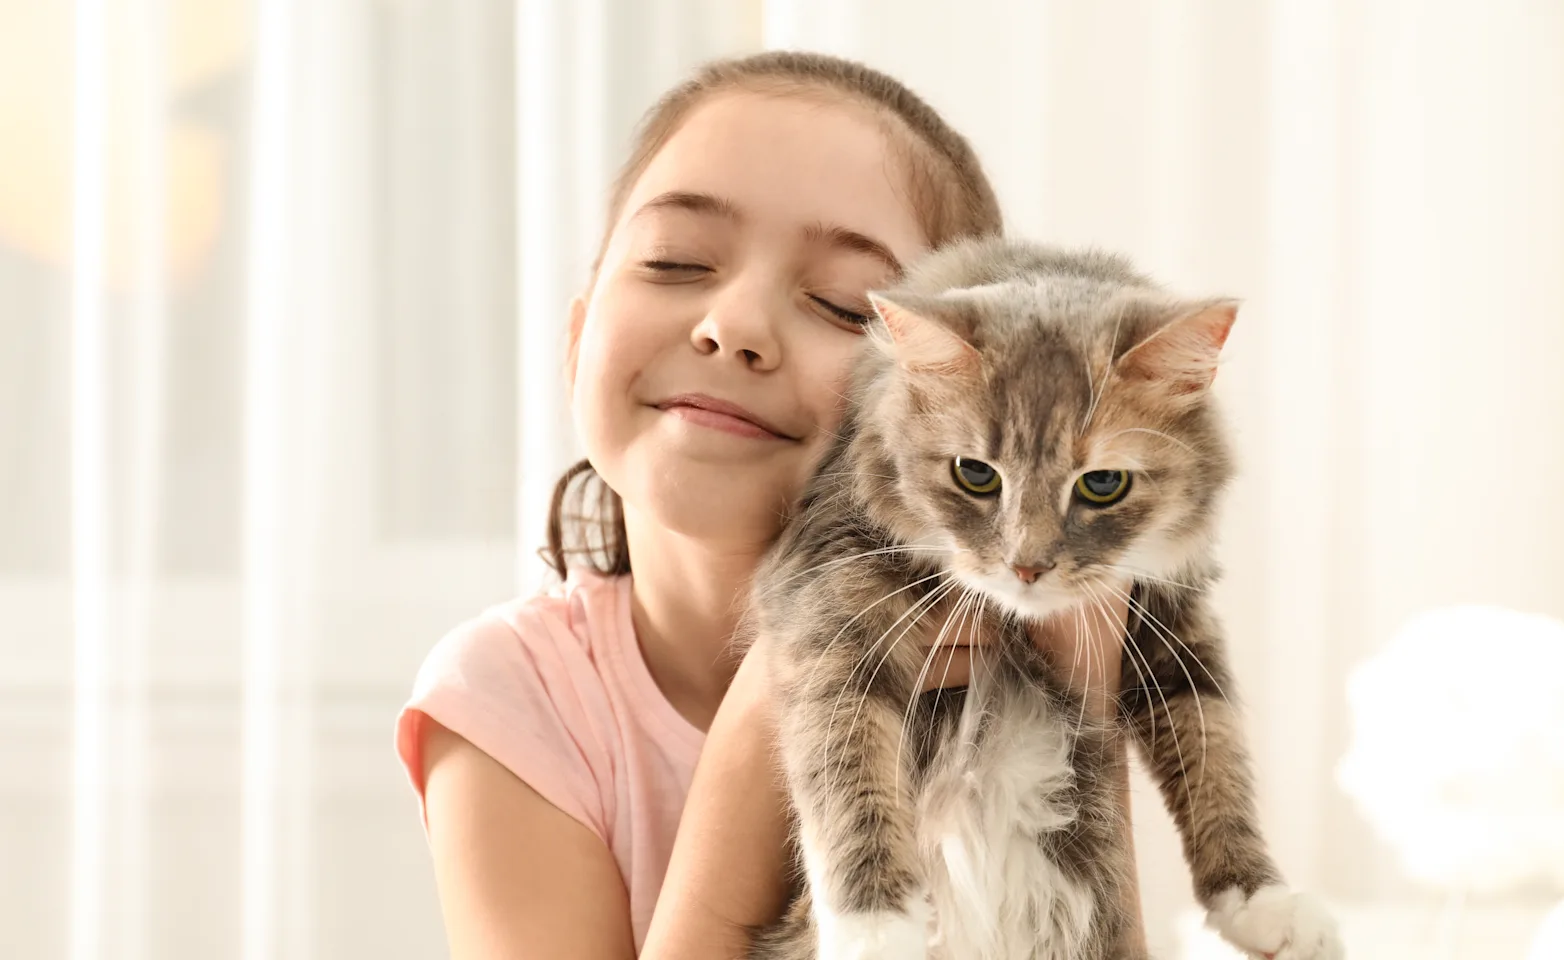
[914,679,1098,960]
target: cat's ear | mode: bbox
[868,293,980,375]
[1115,298,1237,392]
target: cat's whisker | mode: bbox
[1119,628,1165,753]
[896,586,978,791]
[807,570,948,740]
[1067,600,1092,740]
[1101,564,1194,592]
[1105,580,1229,703]
[812,471,902,483]
[772,544,948,591]
[1081,295,1129,432]
[1097,584,1157,751]
[1080,349,1097,433]
[954,592,987,752]
[824,575,952,727]
[825,578,958,790]
[1087,578,1196,815]
[1119,592,1218,767]
[1080,582,1140,742]
[1098,580,1211,805]
[831,581,964,801]
[1098,426,1196,455]
[820,583,955,806]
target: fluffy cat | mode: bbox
[746,238,1343,960]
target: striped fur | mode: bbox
[745,238,1341,960]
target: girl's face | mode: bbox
[572,91,930,548]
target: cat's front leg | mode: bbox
[774,613,932,960]
[1120,587,1344,960]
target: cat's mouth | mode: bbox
[943,565,1073,621]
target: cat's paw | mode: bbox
[815,906,930,960]
[1207,885,1344,960]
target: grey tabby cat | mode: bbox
[746,238,1343,960]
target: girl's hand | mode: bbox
[916,585,1133,710]
[642,585,1140,959]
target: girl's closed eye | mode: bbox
[809,293,873,327]
[639,257,711,278]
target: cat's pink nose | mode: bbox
[1011,561,1055,584]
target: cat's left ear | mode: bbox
[1115,298,1238,393]
[868,293,980,376]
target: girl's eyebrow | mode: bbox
[630,190,903,275]
[802,221,903,276]
[631,190,740,221]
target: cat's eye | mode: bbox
[951,457,1001,496]
[1074,470,1132,506]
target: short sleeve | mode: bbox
[395,604,616,841]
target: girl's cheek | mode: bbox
[813,337,869,416]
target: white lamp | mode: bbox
[1337,604,1564,955]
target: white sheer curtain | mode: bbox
[6,1,1562,958]
[4,1,515,957]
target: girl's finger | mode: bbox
[1026,587,1131,709]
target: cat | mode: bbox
[746,237,1344,960]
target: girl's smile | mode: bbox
[570,89,929,547]
[651,393,801,442]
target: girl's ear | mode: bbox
[565,296,587,388]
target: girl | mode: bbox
[396,51,1136,959]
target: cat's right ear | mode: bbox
[868,293,980,376]
[1114,298,1237,394]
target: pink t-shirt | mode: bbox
[395,568,706,949]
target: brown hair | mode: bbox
[544,50,1004,579]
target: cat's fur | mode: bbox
[746,238,1343,960]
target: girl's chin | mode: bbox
[630,474,794,545]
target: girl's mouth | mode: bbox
[654,393,798,441]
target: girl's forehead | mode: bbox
[620,91,929,262]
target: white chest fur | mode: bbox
[915,685,1097,960]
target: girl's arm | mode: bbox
[638,644,792,958]
[422,657,792,960]
[421,720,638,959]
[421,600,1141,960]
[420,646,983,960]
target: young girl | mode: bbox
[396,51,1136,959]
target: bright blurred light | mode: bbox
[1338,605,1564,895]
[1530,901,1564,960]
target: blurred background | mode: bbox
[3,1,1562,958]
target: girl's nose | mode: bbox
[689,283,783,372]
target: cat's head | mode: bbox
[852,241,1236,621]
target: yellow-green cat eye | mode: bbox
[952,457,1001,496]
[1075,470,1132,505]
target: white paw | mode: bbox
[1207,885,1344,960]
[816,905,930,960]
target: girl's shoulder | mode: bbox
[443,565,629,671]
[395,567,635,839]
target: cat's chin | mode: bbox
[957,573,1082,623]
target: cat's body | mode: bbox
[747,238,1343,960]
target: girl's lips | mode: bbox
[661,403,781,440]
[654,393,798,441]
